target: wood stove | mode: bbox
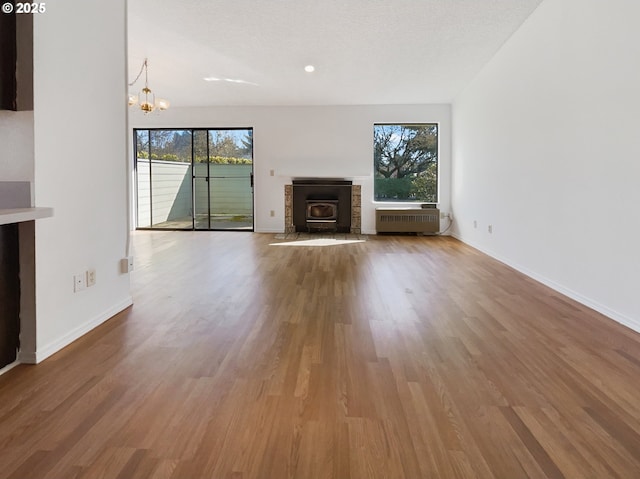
[292,179,352,233]
[305,200,338,232]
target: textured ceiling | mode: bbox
[127,0,544,107]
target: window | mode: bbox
[373,123,438,202]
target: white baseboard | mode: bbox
[452,233,640,334]
[18,296,134,365]
[0,360,21,377]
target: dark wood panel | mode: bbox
[0,10,17,110]
[0,10,32,111]
[0,223,20,368]
[1,232,639,478]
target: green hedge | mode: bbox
[374,177,437,202]
[137,151,252,165]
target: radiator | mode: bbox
[376,208,440,234]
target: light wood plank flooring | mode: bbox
[1,232,640,478]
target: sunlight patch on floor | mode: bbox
[270,238,366,247]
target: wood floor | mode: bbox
[1,232,640,478]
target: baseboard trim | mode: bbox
[18,296,134,365]
[452,233,640,334]
[0,360,21,377]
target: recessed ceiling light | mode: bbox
[304,65,315,73]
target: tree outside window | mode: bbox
[374,124,438,202]
[135,129,253,164]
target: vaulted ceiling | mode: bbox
[127,0,544,107]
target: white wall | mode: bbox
[29,0,132,362]
[130,104,452,234]
[0,111,34,181]
[452,0,640,330]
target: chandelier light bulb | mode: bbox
[156,98,170,110]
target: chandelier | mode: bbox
[128,58,170,113]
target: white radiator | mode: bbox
[376,208,440,234]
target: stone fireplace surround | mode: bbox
[284,179,361,234]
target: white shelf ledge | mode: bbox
[0,207,54,226]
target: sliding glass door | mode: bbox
[134,128,253,231]
[135,129,193,229]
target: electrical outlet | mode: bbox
[120,256,134,273]
[270,169,275,176]
[474,220,477,228]
[87,268,96,287]
[270,210,275,217]
[488,224,493,234]
[73,273,86,292]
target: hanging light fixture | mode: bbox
[128,58,170,113]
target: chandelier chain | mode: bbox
[128,59,148,87]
